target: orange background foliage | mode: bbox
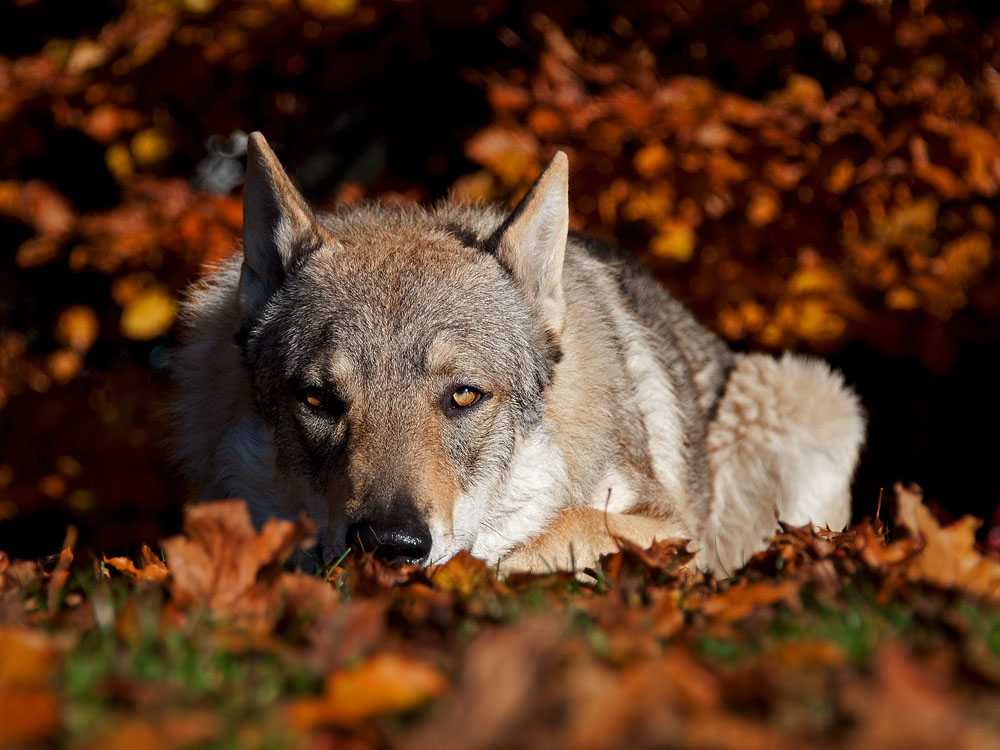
[0,0,998,555]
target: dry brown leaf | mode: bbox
[894,483,1000,599]
[103,544,168,583]
[401,619,561,750]
[841,644,998,750]
[429,550,489,596]
[0,626,61,744]
[700,580,800,622]
[0,687,61,745]
[161,500,316,618]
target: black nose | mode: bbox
[346,520,432,564]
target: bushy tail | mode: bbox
[699,353,865,575]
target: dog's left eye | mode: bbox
[451,387,482,408]
[301,387,326,408]
[298,387,344,418]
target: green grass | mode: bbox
[59,580,319,747]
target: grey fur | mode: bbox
[170,134,864,574]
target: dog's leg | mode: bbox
[700,352,865,576]
[499,507,690,574]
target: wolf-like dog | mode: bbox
[171,133,864,575]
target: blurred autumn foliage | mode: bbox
[0,3,999,556]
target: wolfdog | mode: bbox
[171,133,864,575]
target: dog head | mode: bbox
[236,133,568,564]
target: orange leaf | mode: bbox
[431,550,488,596]
[161,500,315,618]
[824,159,855,194]
[53,305,99,353]
[634,142,672,179]
[649,221,695,262]
[103,545,168,583]
[290,652,448,728]
[0,627,58,689]
[894,483,1000,599]
[0,688,60,745]
[700,580,800,622]
[746,189,781,227]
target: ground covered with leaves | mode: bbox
[3,485,1000,749]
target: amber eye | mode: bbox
[451,387,482,408]
[301,387,327,409]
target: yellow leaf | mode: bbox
[792,299,846,341]
[622,184,673,223]
[883,196,938,247]
[649,222,695,262]
[787,267,840,295]
[106,143,134,182]
[119,285,177,340]
[130,128,172,168]
[290,653,447,728]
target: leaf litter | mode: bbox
[1,484,1000,748]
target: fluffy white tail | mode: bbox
[699,353,865,575]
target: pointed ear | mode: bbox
[239,132,331,318]
[489,151,569,335]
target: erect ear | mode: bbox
[489,151,569,335]
[239,132,331,318]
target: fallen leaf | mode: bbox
[161,500,316,619]
[290,652,447,728]
[103,544,168,583]
[700,580,800,622]
[895,483,1000,599]
[0,627,60,744]
[430,550,488,596]
[0,687,60,746]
